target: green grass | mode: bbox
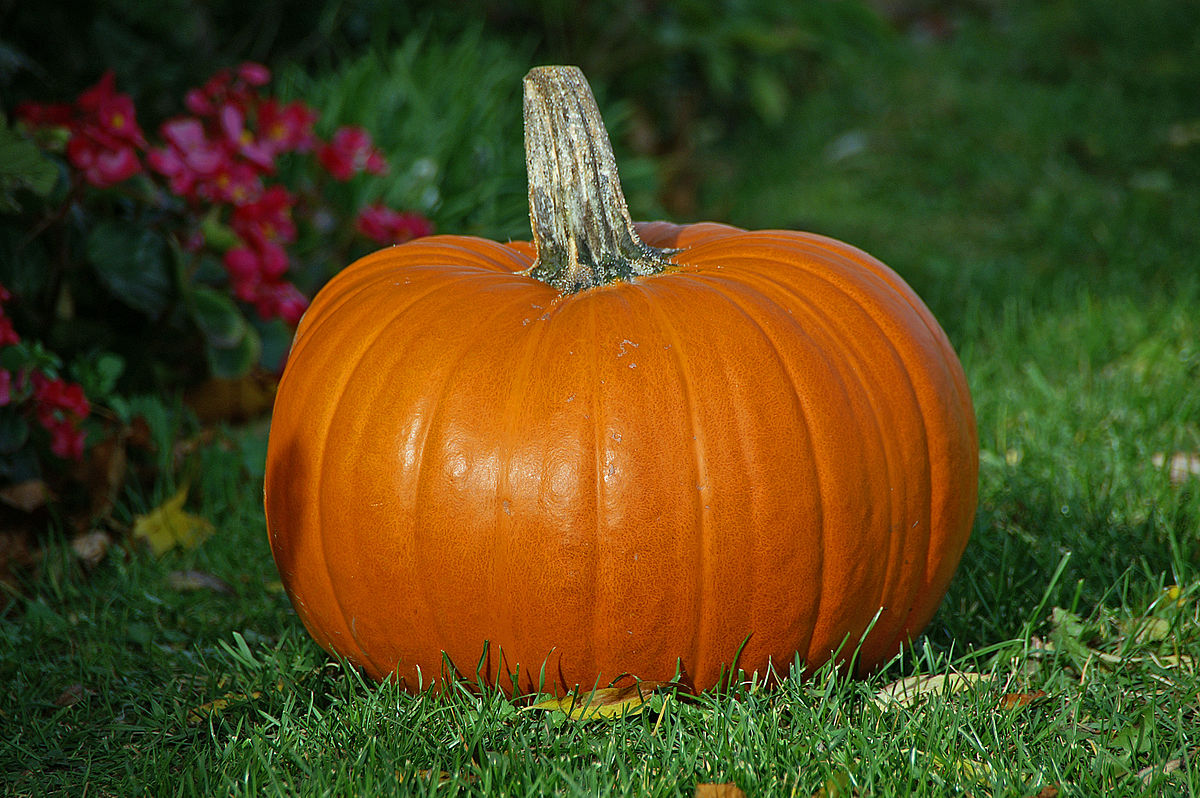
[3,2,1200,795]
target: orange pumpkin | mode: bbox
[264,67,977,694]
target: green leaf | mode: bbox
[198,209,239,252]
[0,117,59,212]
[206,325,261,380]
[254,317,296,373]
[748,65,788,125]
[0,339,62,374]
[70,352,125,399]
[1049,606,1093,663]
[0,411,31,455]
[85,219,173,318]
[190,287,247,349]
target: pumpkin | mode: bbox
[264,66,978,694]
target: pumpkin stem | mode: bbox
[523,66,676,293]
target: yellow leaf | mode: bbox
[528,681,665,721]
[187,690,262,724]
[1132,616,1171,644]
[133,487,214,556]
[811,770,855,797]
[872,672,985,710]
[695,783,745,798]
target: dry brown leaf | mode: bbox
[872,672,985,709]
[1138,757,1184,783]
[999,689,1047,709]
[168,570,235,595]
[0,525,37,590]
[185,371,278,424]
[53,683,87,707]
[1029,787,1059,798]
[70,530,112,568]
[528,680,668,721]
[0,479,51,513]
[1148,654,1195,670]
[71,428,128,521]
[695,783,746,798]
[132,487,214,556]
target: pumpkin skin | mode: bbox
[264,219,978,693]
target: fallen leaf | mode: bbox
[872,672,985,709]
[1029,787,1059,798]
[53,683,87,707]
[1131,617,1171,644]
[695,783,745,798]
[1151,451,1200,484]
[70,530,112,568]
[1148,654,1194,670]
[0,525,37,591]
[402,769,478,787]
[528,680,668,721]
[999,689,1047,709]
[1138,756,1184,783]
[187,690,263,724]
[0,479,51,513]
[812,771,855,797]
[168,569,235,595]
[185,371,278,424]
[70,426,128,521]
[132,487,214,556]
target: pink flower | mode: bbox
[67,137,142,188]
[0,370,12,407]
[46,419,87,461]
[185,85,217,117]
[28,372,90,461]
[15,101,73,128]
[148,117,227,198]
[318,126,387,180]
[0,284,17,349]
[257,99,319,154]
[31,373,91,419]
[231,185,296,247]
[219,104,275,171]
[355,203,434,244]
[22,71,147,188]
[0,313,18,348]
[185,62,270,120]
[224,238,290,301]
[237,62,271,87]
[207,159,263,205]
[75,71,146,149]
[253,281,308,326]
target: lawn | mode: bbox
[2,2,1198,796]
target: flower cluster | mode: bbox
[0,286,91,461]
[17,64,430,328]
[356,203,436,244]
[17,72,147,188]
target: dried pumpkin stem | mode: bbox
[523,66,675,293]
